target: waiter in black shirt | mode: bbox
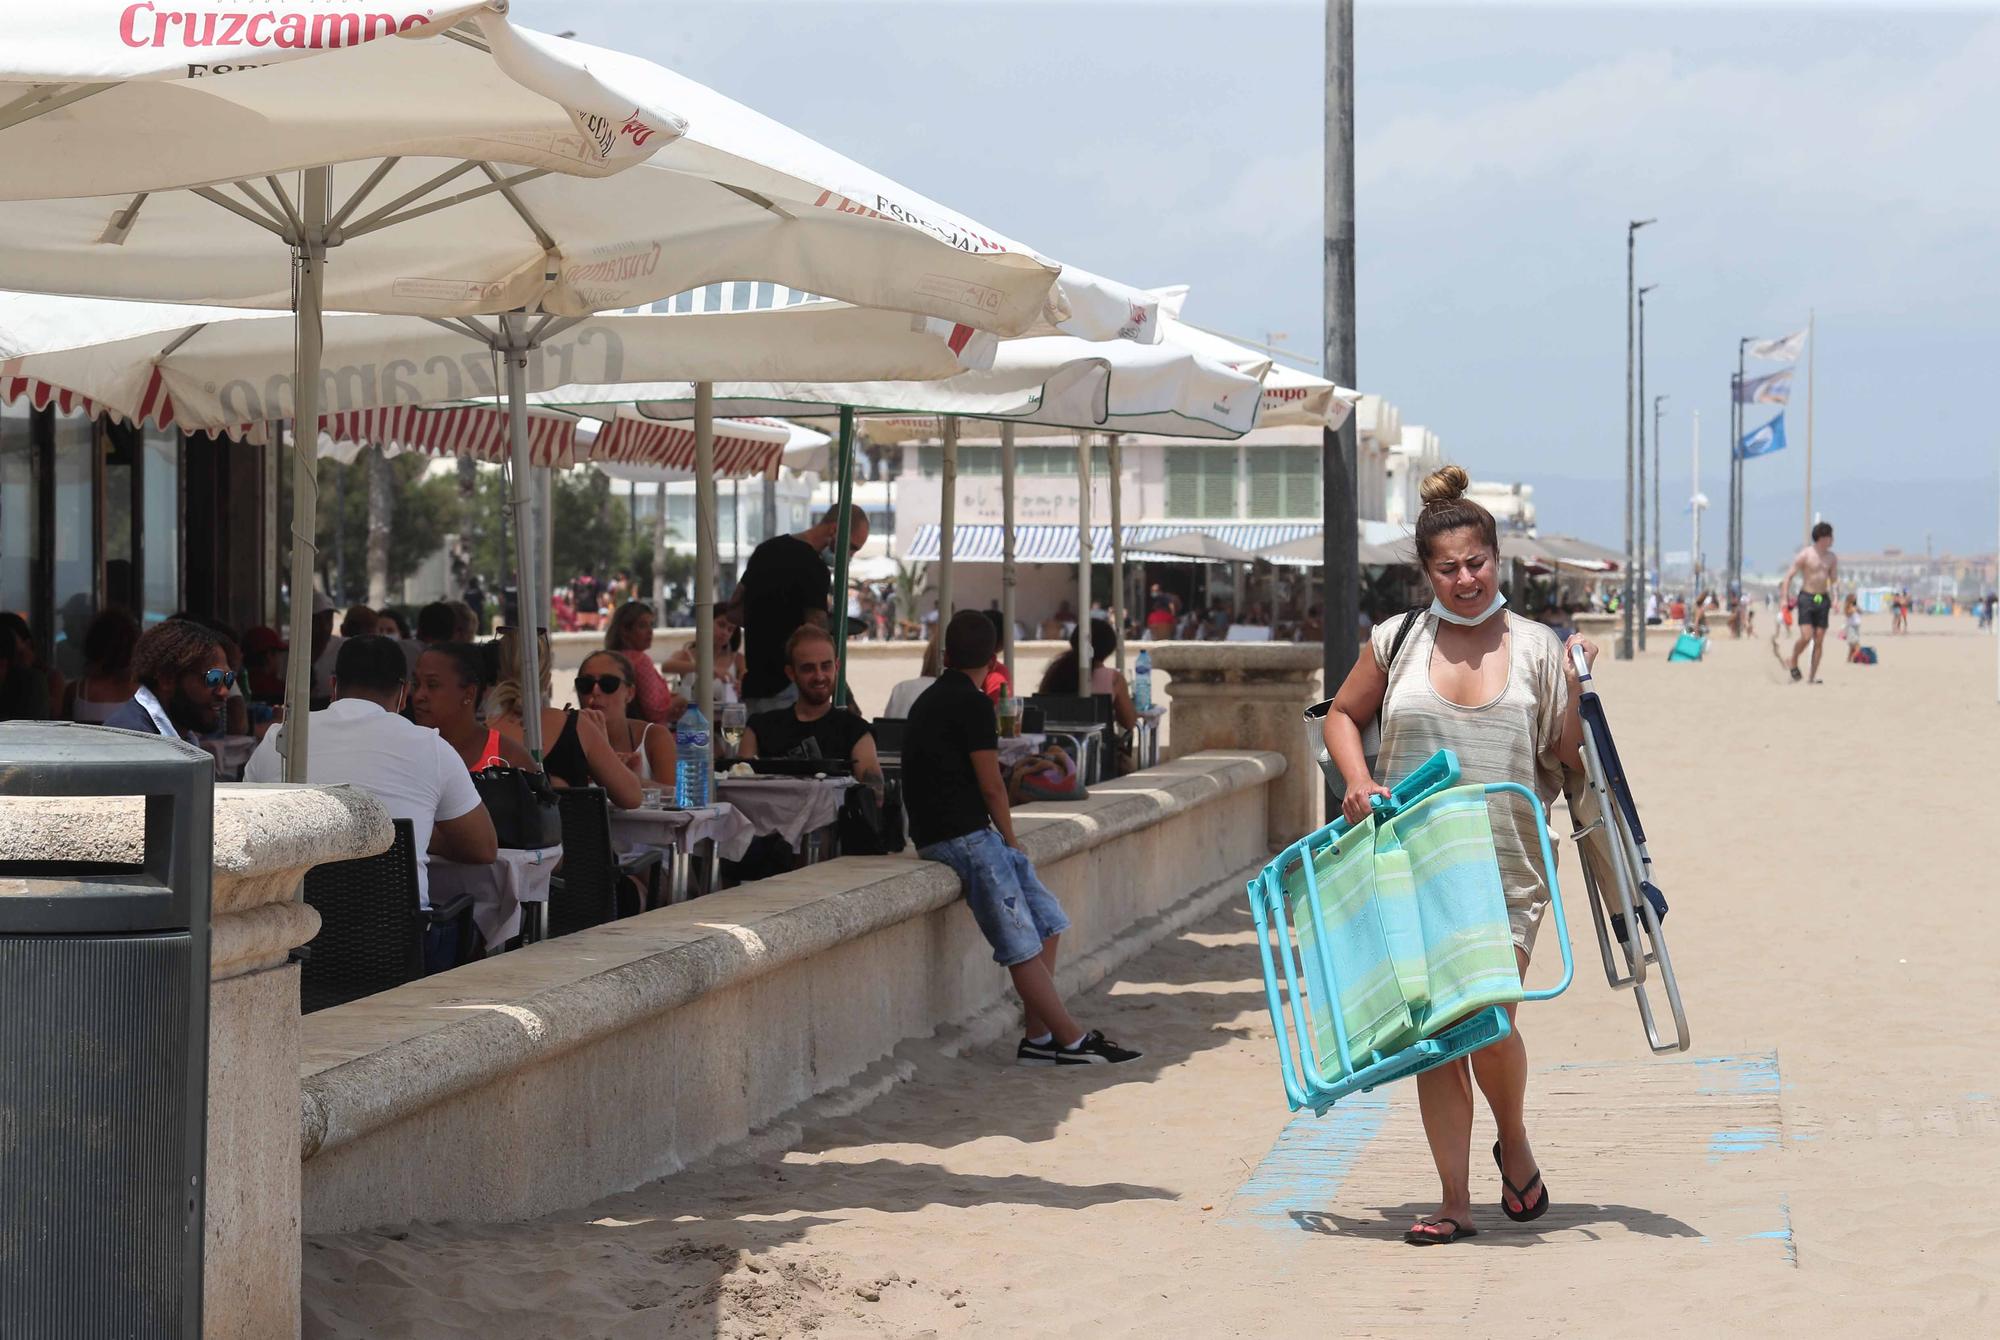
[741,625,885,802]
[737,505,870,715]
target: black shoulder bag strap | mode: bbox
[1383,604,1429,671]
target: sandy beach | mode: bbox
[305,615,2000,1338]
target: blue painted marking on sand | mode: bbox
[1691,1051,1782,1096]
[1967,1092,1993,1102]
[1708,1126,1779,1156]
[1740,1229,1789,1240]
[1224,1094,1389,1231]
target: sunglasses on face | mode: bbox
[574,674,627,696]
[202,668,235,691]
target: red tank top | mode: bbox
[474,728,508,771]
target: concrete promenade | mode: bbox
[302,617,1999,1337]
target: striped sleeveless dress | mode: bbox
[1370,609,1569,955]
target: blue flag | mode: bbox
[1738,414,1787,460]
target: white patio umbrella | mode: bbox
[0,294,999,432]
[528,332,1264,691]
[0,10,1148,770]
[0,288,999,738]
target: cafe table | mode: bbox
[715,774,854,864]
[429,843,562,949]
[607,802,754,904]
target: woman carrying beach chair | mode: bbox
[1320,465,1598,1246]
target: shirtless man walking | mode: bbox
[1778,521,1839,683]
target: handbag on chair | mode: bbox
[471,764,563,850]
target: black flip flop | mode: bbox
[1403,1217,1478,1246]
[1492,1141,1550,1223]
[1789,666,1803,682]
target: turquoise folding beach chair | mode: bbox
[1247,749,1574,1116]
[1562,646,1691,1053]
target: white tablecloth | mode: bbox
[430,845,560,950]
[608,802,755,863]
[715,776,853,852]
[201,734,257,781]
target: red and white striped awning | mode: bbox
[589,414,789,476]
[1,375,100,421]
[7,375,793,478]
[320,403,792,477]
[321,404,581,467]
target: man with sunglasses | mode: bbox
[104,618,233,742]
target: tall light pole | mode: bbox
[1323,0,1359,812]
[1636,281,1656,651]
[1622,218,1655,660]
[1653,392,1668,594]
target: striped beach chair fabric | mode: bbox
[1250,749,1573,1114]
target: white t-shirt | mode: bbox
[882,675,936,720]
[244,698,482,906]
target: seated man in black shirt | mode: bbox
[904,610,1139,1068]
[741,625,884,803]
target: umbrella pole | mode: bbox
[999,421,1017,681]
[280,166,329,783]
[937,416,957,629]
[1077,432,1091,652]
[502,312,545,760]
[1108,433,1126,673]
[830,406,857,709]
[695,382,716,728]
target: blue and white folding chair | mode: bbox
[1563,645,1691,1053]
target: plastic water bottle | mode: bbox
[675,704,711,809]
[1133,649,1153,712]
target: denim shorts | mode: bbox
[919,827,1071,966]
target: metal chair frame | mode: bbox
[1565,645,1690,1053]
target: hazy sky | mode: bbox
[518,1,1997,553]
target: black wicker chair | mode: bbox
[299,819,478,1013]
[549,788,661,935]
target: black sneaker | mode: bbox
[1015,1036,1061,1067]
[1051,1030,1142,1065]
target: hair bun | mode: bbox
[1420,464,1471,508]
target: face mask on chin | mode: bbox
[1430,590,1507,627]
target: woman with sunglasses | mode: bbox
[411,642,538,774]
[491,629,645,811]
[572,651,676,784]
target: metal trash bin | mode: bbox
[0,722,212,1339]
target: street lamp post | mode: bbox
[1636,281,1656,652]
[1622,218,1655,660]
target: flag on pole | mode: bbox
[1734,368,1792,405]
[1747,329,1807,363]
[1737,414,1787,460]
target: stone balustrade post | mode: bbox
[1146,642,1324,848]
[1,783,390,1339]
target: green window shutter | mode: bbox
[1247,450,1280,518]
[1166,447,1200,516]
[1279,446,1318,518]
[1204,447,1239,519]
